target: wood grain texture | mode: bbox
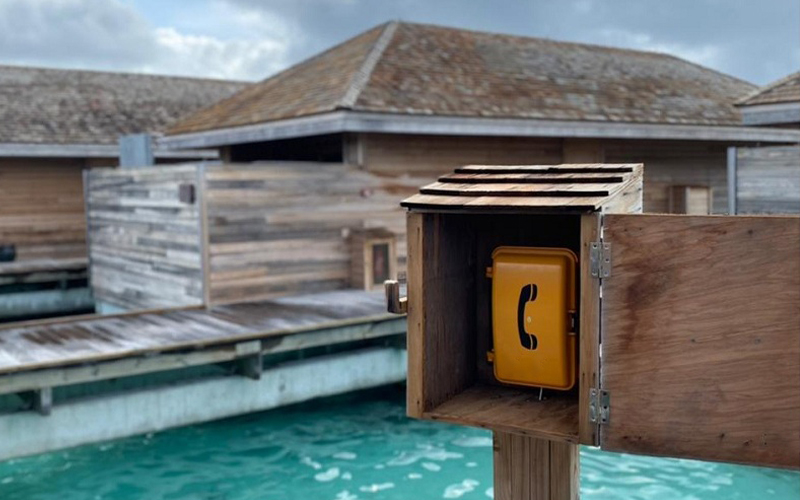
[0,289,393,375]
[549,440,579,500]
[359,133,562,177]
[0,316,405,395]
[737,146,800,215]
[85,164,204,310]
[0,159,87,268]
[601,214,800,469]
[204,162,425,305]
[426,385,579,443]
[416,214,477,412]
[493,432,579,500]
[197,163,211,307]
[604,140,728,214]
[402,164,643,213]
[578,213,601,446]
[405,212,425,418]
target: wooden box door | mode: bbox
[599,214,800,469]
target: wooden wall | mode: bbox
[353,134,729,214]
[85,164,204,310]
[82,136,735,310]
[604,140,729,214]
[351,133,563,177]
[737,145,800,214]
[0,159,88,265]
[204,163,424,305]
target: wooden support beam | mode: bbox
[33,387,52,416]
[234,341,262,380]
[578,213,601,446]
[0,318,405,396]
[493,432,579,500]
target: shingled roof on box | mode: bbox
[0,65,248,146]
[168,21,756,138]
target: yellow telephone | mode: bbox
[487,247,577,390]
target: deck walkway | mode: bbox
[0,289,406,460]
[0,289,393,375]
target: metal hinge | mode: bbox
[590,242,612,278]
[589,388,610,425]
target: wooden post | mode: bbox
[33,387,52,416]
[494,432,579,500]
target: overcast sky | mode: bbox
[0,0,797,85]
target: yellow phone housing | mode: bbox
[488,246,577,390]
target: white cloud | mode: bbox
[151,27,286,80]
[0,0,289,80]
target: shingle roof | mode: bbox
[0,65,248,145]
[168,21,755,136]
[737,71,800,107]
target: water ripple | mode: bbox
[0,388,795,500]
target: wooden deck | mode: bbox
[0,289,394,375]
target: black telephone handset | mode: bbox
[517,284,538,350]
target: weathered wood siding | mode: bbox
[353,133,563,176]
[85,165,204,310]
[737,146,800,214]
[0,159,87,264]
[356,134,729,214]
[204,163,422,305]
[604,141,729,214]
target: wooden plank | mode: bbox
[493,432,579,500]
[440,173,625,184]
[406,212,425,417]
[0,160,88,270]
[0,290,395,375]
[0,346,240,395]
[601,214,800,469]
[604,140,728,214]
[401,194,602,211]
[578,214,601,446]
[456,164,635,174]
[426,384,579,443]
[359,134,562,177]
[737,146,800,214]
[85,165,204,310]
[197,163,211,307]
[402,164,642,212]
[549,440,579,500]
[203,163,411,306]
[420,182,613,196]
[0,257,87,275]
[419,214,476,413]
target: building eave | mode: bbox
[160,111,800,150]
[738,102,800,127]
[0,143,219,159]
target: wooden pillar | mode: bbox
[494,432,579,500]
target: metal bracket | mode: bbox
[590,242,612,278]
[589,388,610,425]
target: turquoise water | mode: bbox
[0,387,797,500]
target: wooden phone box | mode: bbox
[389,163,800,473]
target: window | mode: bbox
[349,228,397,291]
[669,186,712,214]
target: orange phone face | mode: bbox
[490,247,577,390]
